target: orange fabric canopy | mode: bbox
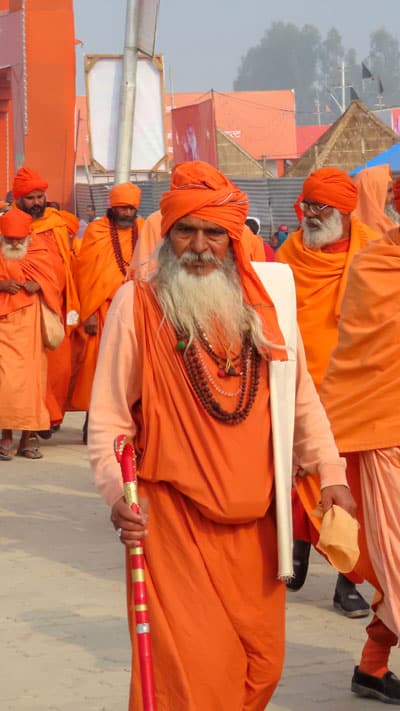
[109,182,141,208]
[160,160,286,359]
[320,229,400,452]
[13,167,48,199]
[0,208,33,238]
[302,167,358,213]
[352,164,395,234]
[276,217,378,390]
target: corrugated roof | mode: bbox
[296,125,330,157]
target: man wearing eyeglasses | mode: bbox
[277,166,380,617]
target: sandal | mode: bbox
[16,446,43,459]
[0,444,13,461]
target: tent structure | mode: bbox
[350,141,400,174]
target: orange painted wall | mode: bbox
[23,0,75,208]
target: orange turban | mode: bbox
[160,160,287,360]
[0,207,33,238]
[302,167,358,214]
[109,182,141,208]
[393,176,400,214]
[59,210,79,236]
[13,167,48,199]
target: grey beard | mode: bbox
[302,208,344,249]
[0,241,29,260]
[385,203,400,224]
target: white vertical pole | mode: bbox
[115,0,139,184]
[341,61,346,113]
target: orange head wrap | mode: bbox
[59,209,79,236]
[13,167,48,199]
[302,167,358,214]
[159,160,287,360]
[109,182,141,208]
[0,207,33,238]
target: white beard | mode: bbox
[385,203,400,224]
[0,237,29,261]
[302,208,344,249]
[156,240,248,347]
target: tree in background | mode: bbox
[365,28,400,108]
[234,23,400,125]
[234,22,321,125]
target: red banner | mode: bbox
[171,98,217,167]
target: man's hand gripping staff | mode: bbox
[114,435,157,711]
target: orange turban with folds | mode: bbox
[302,167,358,214]
[59,210,79,236]
[0,207,33,238]
[160,160,287,360]
[109,182,141,208]
[13,167,48,199]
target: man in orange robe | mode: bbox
[89,161,355,710]
[71,183,144,429]
[0,208,62,459]
[13,167,80,429]
[352,164,398,233]
[277,167,378,615]
[319,225,400,704]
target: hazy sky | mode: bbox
[73,0,400,95]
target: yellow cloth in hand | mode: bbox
[314,504,360,574]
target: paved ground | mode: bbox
[1,412,398,710]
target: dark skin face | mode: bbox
[17,190,47,219]
[169,215,230,276]
[112,205,137,227]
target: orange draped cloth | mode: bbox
[276,217,378,390]
[352,164,396,235]
[320,229,400,453]
[318,231,400,602]
[0,235,62,431]
[71,215,144,411]
[125,282,285,711]
[32,208,80,424]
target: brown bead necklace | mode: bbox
[110,220,138,275]
[176,333,261,424]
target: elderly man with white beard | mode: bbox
[88,161,356,711]
[277,166,381,617]
[0,208,62,460]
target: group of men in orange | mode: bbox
[0,167,143,458]
[88,158,400,708]
[3,156,400,708]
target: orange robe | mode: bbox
[71,215,144,411]
[0,234,62,431]
[89,281,347,711]
[129,209,265,279]
[277,217,379,390]
[319,230,400,626]
[32,208,80,424]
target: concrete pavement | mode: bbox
[1,412,398,710]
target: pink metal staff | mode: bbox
[114,435,157,711]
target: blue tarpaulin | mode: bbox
[350,141,400,175]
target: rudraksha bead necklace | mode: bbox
[110,220,138,275]
[176,333,261,424]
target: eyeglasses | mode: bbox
[300,200,331,216]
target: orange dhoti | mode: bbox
[128,484,285,711]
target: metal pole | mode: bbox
[115,0,139,184]
[341,61,346,113]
